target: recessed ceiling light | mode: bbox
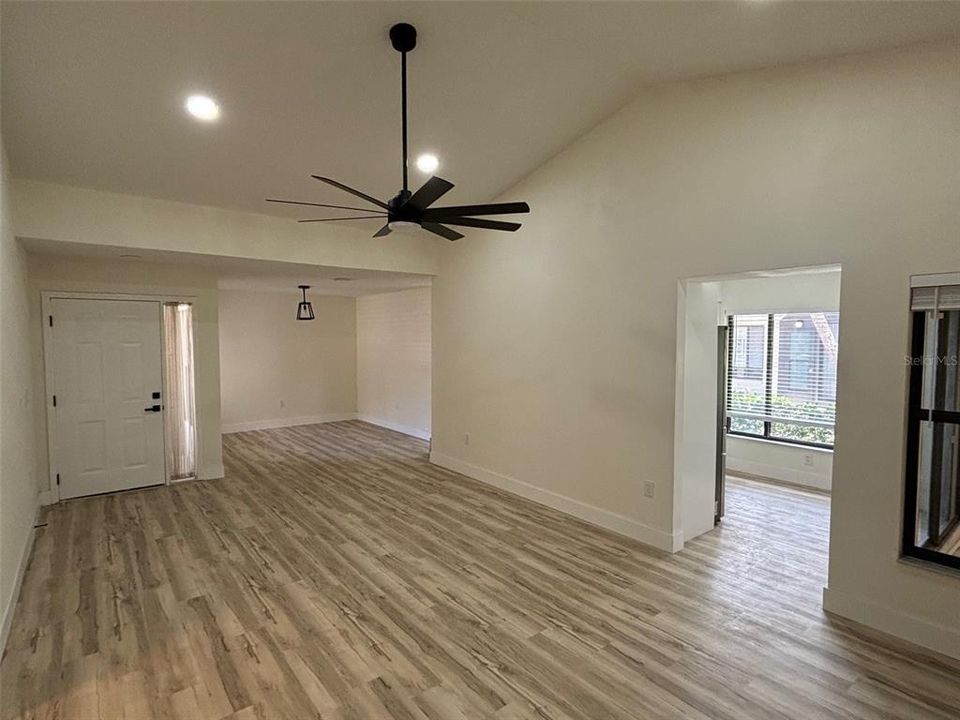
[415,153,439,173]
[333,277,354,282]
[185,94,220,121]
[119,253,142,260]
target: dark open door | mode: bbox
[715,323,729,524]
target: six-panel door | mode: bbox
[51,298,166,499]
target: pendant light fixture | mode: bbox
[296,285,315,321]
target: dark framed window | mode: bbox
[726,312,839,449]
[902,282,960,572]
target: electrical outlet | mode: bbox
[643,481,655,498]
[464,433,470,446]
[803,453,814,468]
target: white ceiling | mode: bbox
[3,1,960,234]
[21,238,432,297]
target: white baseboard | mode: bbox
[430,451,679,553]
[221,413,357,435]
[0,508,39,655]
[822,586,960,660]
[357,415,431,441]
[727,468,831,495]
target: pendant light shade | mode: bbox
[296,285,315,321]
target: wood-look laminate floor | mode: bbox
[3,421,959,720]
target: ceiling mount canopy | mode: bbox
[266,22,530,241]
[296,285,315,321]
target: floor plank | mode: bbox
[2,420,957,719]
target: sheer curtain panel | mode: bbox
[162,303,197,481]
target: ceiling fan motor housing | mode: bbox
[388,189,415,222]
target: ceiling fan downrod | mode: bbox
[389,23,417,196]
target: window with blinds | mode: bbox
[903,280,960,571]
[727,311,840,447]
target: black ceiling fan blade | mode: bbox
[422,201,530,219]
[266,198,386,214]
[437,217,521,232]
[298,215,386,223]
[311,175,390,210]
[373,224,392,237]
[405,176,454,211]
[421,222,464,241]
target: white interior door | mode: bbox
[51,298,166,499]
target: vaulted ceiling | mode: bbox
[4,1,959,233]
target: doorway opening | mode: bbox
[717,309,839,520]
[676,265,841,548]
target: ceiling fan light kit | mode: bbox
[387,220,420,233]
[267,23,530,241]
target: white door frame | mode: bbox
[41,290,198,502]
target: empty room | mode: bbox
[1,2,959,719]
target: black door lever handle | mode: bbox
[144,404,162,412]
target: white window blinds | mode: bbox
[727,312,839,446]
[910,285,960,312]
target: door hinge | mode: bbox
[56,473,60,486]
[49,315,53,327]
[52,394,57,407]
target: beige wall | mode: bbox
[26,255,224,486]
[727,436,833,491]
[0,143,40,645]
[357,288,431,440]
[431,40,960,657]
[219,289,357,432]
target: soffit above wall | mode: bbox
[21,237,432,297]
[216,266,431,297]
[12,180,440,276]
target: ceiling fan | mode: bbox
[266,23,530,241]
